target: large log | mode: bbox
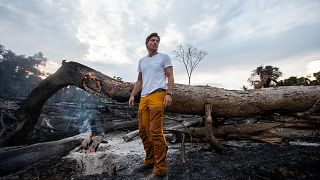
[0,134,85,176]
[3,61,320,146]
[171,118,320,144]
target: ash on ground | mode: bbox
[74,133,320,180]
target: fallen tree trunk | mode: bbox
[101,120,138,132]
[122,130,139,142]
[166,117,202,131]
[170,117,320,144]
[3,61,320,146]
[0,134,85,176]
[122,117,203,142]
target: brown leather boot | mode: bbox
[133,164,154,173]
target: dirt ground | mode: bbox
[1,131,320,180]
[167,142,320,180]
[71,132,320,180]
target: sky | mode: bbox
[0,0,320,90]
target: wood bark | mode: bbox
[122,118,202,142]
[3,61,320,146]
[165,118,202,131]
[203,104,223,153]
[0,134,84,176]
[169,116,320,144]
[100,120,138,131]
[122,130,139,142]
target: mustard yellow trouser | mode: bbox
[138,91,168,176]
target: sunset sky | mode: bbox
[1,0,320,89]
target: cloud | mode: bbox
[161,24,185,51]
[74,0,132,64]
[190,15,218,36]
[198,23,320,75]
[306,52,320,75]
[183,64,254,90]
[0,0,88,61]
[226,1,320,42]
[40,60,60,74]
[73,0,175,65]
[1,0,320,89]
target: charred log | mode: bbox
[0,134,84,176]
[170,117,320,144]
[122,117,203,142]
[122,130,139,142]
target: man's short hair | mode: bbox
[145,33,160,44]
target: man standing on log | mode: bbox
[129,32,174,180]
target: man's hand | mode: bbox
[129,95,135,107]
[163,95,172,108]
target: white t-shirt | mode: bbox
[138,53,172,96]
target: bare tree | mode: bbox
[174,44,208,85]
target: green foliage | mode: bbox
[0,44,47,97]
[276,71,320,86]
[248,64,320,87]
[248,65,282,88]
[278,76,310,86]
[313,71,320,80]
[311,71,320,85]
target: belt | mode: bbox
[151,88,166,94]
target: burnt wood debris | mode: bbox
[0,60,319,176]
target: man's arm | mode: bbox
[164,66,174,107]
[129,72,142,107]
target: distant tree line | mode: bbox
[247,65,320,89]
[0,44,47,97]
[278,72,320,86]
[0,44,105,102]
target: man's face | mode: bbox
[146,36,159,51]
